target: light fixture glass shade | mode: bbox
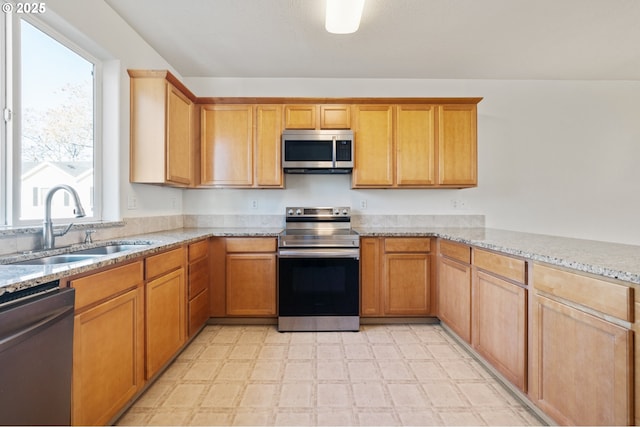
[325,0,365,34]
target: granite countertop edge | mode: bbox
[2,226,639,295]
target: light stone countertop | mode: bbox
[2,226,640,297]
[0,227,282,296]
[356,227,640,284]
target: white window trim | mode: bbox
[4,13,103,226]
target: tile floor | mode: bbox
[116,324,545,426]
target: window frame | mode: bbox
[2,12,103,226]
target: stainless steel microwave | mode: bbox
[282,129,354,174]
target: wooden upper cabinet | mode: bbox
[353,102,478,188]
[438,104,477,186]
[284,105,316,129]
[166,84,193,185]
[320,105,350,129]
[129,70,195,187]
[396,105,436,186]
[255,105,284,187]
[284,104,351,129]
[352,105,394,187]
[201,105,254,186]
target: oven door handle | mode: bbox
[278,249,360,259]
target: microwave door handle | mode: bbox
[332,136,337,168]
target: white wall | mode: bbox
[45,0,185,220]
[185,77,640,245]
[45,1,640,245]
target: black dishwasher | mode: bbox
[0,281,75,426]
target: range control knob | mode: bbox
[296,209,302,215]
[342,209,349,215]
[333,208,341,216]
[287,209,294,216]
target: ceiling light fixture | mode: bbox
[325,0,365,34]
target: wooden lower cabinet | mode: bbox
[531,263,634,426]
[437,242,472,343]
[531,294,632,425]
[210,237,277,317]
[226,253,276,316]
[360,237,432,317]
[472,270,527,391]
[471,249,527,392]
[146,268,186,378]
[71,262,145,426]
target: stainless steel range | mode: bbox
[278,207,360,332]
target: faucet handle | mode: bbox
[54,223,74,237]
[84,229,96,244]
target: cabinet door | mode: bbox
[396,105,436,186]
[72,287,144,426]
[531,294,632,426]
[146,268,186,379]
[255,105,283,187]
[352,105,394,187]
[320,104,351,129]
[226,253,276,316]
[384,253,430,315]
[360,237,382,316]
[438,104,477,186]
[437,256,472,343]
[472,271,527,391]
[201,105,253,186]
[166,83,193,185]
[284,105,316,129]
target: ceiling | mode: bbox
[104,0,640,80]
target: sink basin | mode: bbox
[12,254,100,265]
[73,244,146,255]
[10,243,151,266]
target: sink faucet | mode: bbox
[43,184,86,250]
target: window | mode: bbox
[2,14,100,225]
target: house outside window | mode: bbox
[2,13,101,225]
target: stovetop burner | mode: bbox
[279,206,359,249]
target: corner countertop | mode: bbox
[2,226,640,297]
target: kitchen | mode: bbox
[1,0,640,426]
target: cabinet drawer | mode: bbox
[189,257,209,298]
[188,239,209,262]
[384,237,431,253]
[439,240,470,263]
[533,263,633,322]
[188,288,210,337]
[473,249,525,284]
[72,261,144,311]
[146,247,184,279]
[226,237,277,253]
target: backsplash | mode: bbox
[0,214,483,256]
[0,215,183,256]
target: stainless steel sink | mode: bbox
[10,243,151,265]
[72,244,145,255]
[12,254,100,265]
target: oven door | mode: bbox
[278,252,359,317]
